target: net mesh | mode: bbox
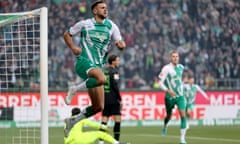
[0,13,41,144]
[0,15,40,89]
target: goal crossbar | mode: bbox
[0,8,42,27]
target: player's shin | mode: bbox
[164,115,171,128]
[114,122,121,140]
[180,117,187,143]
[83,106,99,118]
[180,117,187,129]
[74,106,97,121]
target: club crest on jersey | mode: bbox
[95,32,107,42]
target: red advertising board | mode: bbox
[0,91,240,120]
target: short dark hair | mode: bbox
[108,54,118,64]
[91,0,105,11]
[71,107,81,116]
[169,50,179,56]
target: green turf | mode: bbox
[2,126,240,144]
[51,125,240,144]
[120,126,240,144]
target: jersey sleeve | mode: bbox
[111,22,122,41]
[110,69,121,101]
[69,21,84,36]
[82,119,101,129]
[158,66,169,91]
[179,64,184,70]
[82,119,108,131]
[196,85,208,99]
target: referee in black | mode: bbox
[100,54,122,144]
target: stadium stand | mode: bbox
[0,0,239,90]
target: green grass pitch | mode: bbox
[2,125,240,144]
[50,125,240,144]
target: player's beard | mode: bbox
[97,13,107,20]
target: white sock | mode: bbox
[186,121,189,129]
[180,128,186,141]
[98,141,104,144]
[73,80,87,91]
[114,141,119,144]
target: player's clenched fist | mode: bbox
[115,40,126,50]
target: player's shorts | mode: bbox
[186,103,194,110]
[102,103,121,116]
[165,95,186,115]
[75,56,100,80]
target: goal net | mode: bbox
[0,7,48,144]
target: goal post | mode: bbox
[0,7,48,144]
[40,7,48,144]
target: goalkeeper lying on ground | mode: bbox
[64,107,128,144]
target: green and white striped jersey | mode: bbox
[184,84,208,104]
[69,18,122,65]
[159,63,184,97]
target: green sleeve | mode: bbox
[82,119,107,130]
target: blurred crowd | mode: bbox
[0,0,240,90]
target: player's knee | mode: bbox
[97,76,106,85]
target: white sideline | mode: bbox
[123,134,240,143]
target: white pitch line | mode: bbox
[123,134,240,143]
[166,135,240,143]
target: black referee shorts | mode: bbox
[102,103,121,116]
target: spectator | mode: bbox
[1,0,240,90]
